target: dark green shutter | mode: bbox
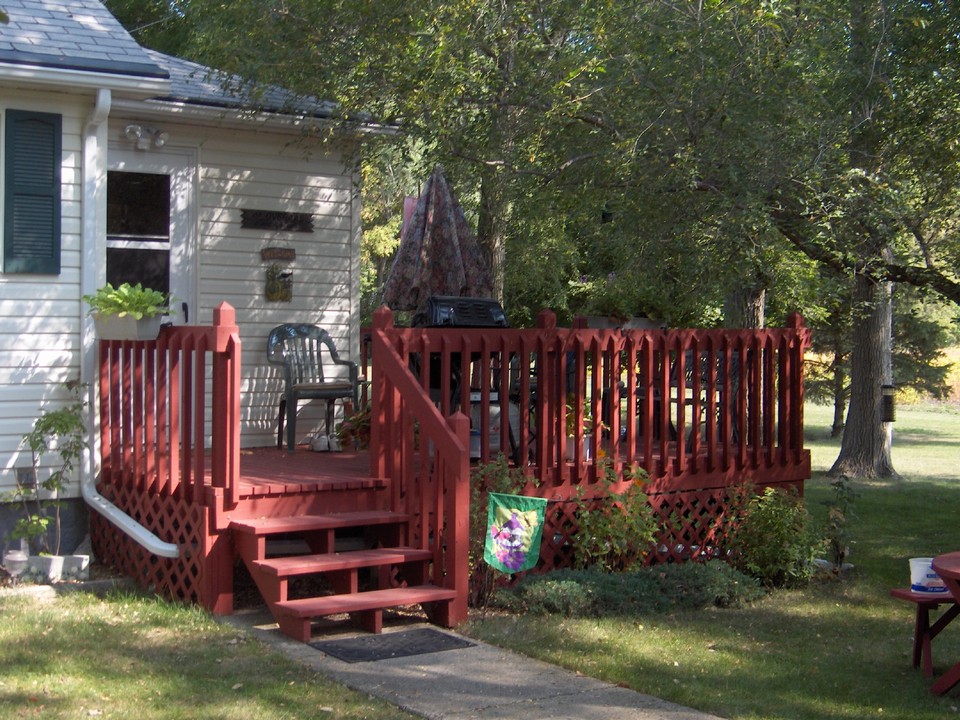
[4,110,62,274]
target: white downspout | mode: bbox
[80,88,178,558]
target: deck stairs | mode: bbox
[231,510,457,642]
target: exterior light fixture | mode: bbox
[123,123,169,150]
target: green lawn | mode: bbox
[464,400,960,720]
[0,591,416,720]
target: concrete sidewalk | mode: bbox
[222,608,724,720]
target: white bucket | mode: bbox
[910,557,948,593]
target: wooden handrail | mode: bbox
[370,307,470,623]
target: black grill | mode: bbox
[411,296,508,328]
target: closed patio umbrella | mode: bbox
[382,165,494,312]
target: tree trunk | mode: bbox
[829,273,896,477]
[830,343,846,438]
[474,36,515,306]
[829,0,896,478]
[477,169,507,304]
[723,284,765,329]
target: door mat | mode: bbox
[311,628,475,663]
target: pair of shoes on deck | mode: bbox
[310,435,341,452]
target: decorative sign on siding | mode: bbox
[265,263,293,302]
[241,208,314,233]
[260,246,297,261]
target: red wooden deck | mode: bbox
[89,302,810,631]
[234,447,379,496]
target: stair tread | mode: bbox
[254,547,434,577]
[275,585,457,618]
[230,511,409,536]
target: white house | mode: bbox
[0,0,371,555]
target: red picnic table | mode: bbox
[928,552,960,694]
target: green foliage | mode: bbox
[893,288,956,400]
[823,476,858,574]
[495,562,764,617]
[6,382,87,555]
[336,401,371,449]
[469,456,534,606]
[729,486,824,588]
[82,282,174,320]
[102,0,192,56]
[572,463,658,573]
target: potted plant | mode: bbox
[2,381,90,583]
[336,401,372,450]
[82,282,175,341]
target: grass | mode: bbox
[0,590,416,720]
[4,400,959,719]
[463,400,960,720]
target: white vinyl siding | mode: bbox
[0,98,363,495]
[190,129,360,448]
[0,91,85,493]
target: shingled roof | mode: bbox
[144,49,337,118]
[0,0,167,78]
[0,0,336,119]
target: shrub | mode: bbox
[729,486,824,588]
[824,475,858,574]
[5,381,87,555]
[494,561,764,616]
[572,463,658,572]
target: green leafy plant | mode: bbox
[82,282,174,319]
[5,381,87,555]
[824,475,858,574]
[336,401,371,449]
[572,462,658,572]
[564,392,606,437]
[729,485,824,588]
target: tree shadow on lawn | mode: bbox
[475,577,960,720]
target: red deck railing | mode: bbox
[97,302,242,507]
[369,308,811,567]
[92,303,242,610]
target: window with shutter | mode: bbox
[3,110,62,274]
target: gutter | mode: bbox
[79,88,179,559]
[109,97,398,137]
[0,62,170,97]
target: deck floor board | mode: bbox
[233,447,380,498]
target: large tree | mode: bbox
[137,0,960,477]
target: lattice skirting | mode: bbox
[90,484,207,605]
[522,480,800,573]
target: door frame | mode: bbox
[106,145,199,324]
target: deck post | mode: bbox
[211,302,241,508]
[438,411,470,626]
[200,519,235,615]
[370,306,394,482]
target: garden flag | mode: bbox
[484,492,547,573]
